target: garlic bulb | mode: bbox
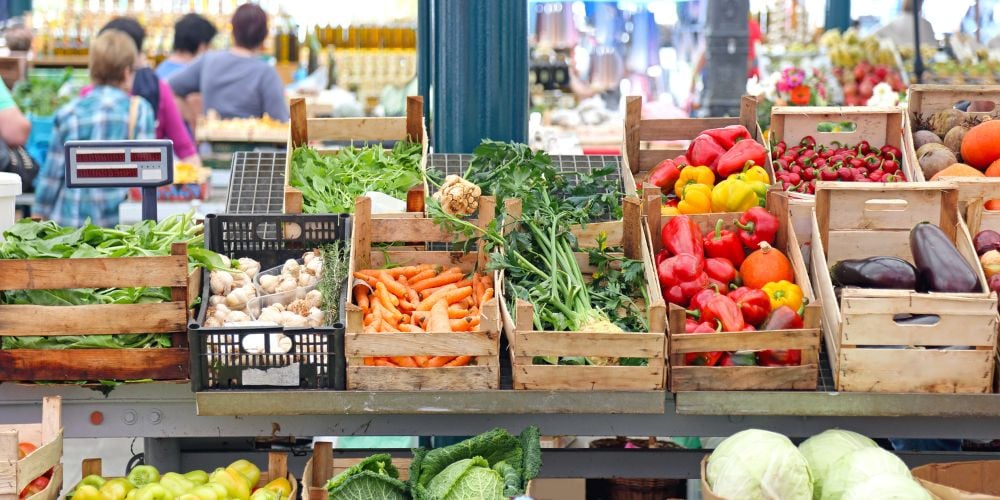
[303,252,316,265]
[225,287,252,309]
[307,307,324,327]
[210,271,234,295]
[238,258,261,277]
[305,257,322,276]
[259,274,280,294]
[220,255,232,268]
[212,304,231,323]
[226,310,251,323]
[204,316,222,328]
[280,311,309,328]
[208,295,225,306]
[257,307,284,324]
[305,290,323,309]
[282,259,301,277]
[276,278,298,293]
[287,299,311,317]
[297,273,314,287]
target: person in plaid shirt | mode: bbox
[33,29,155,227]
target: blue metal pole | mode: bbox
[418,0,433,128]
[825,0,851,32]
[432,0,528,153]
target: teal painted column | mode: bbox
[825,0,850,31]
[430,0,528,153]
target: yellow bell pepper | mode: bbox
[661,205,680,216]
[678,184,712,214]
[727,164,770,185]
[762,280,804,311]
[711,178,758,213]
[262,478,292,500]
[674,165,715,198]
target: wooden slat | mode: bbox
[348,365,499,390]
[367,250,479,271]
[40,397,60,446]
[0,348,189,381]
[0,302,186,336]
[268,452,288,481]
[637,117,739,142]
[290,98,308,148]
[0,431,17,498]
[369,217,460,243]
[908,84,1000,114]
[23,464,59,500]
[16,432,61,492]
[669,329,821,353]
[513,331,665,358]
[637,149,683,172]
[353,197,373,271]
[346,330,499,357]
[739,95,759,139]
[624,96,641,174]
[771,106,904,149]
[283,186,303,215]
[406,96,424,143]
[512,365,664,391]
[672,365,818,391]
[306,117,407,142]
[622,197,642,260]
[0,255,187,291]
[838,349,993,393]
[81,458,102,477]
[570,221,623,249]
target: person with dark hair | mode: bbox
[168,3,288,121]
[79,17,200,165]
[156,14,217,80]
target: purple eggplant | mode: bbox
[831,256,917,290]
[974,230,1000,256]
[910,222,981,293]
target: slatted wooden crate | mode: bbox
[812,182,998,393]
[80,452,297,499]
[620,95,763,198]
[499,196,668,391]
[301,442,412,500]
[283,96,428,214]
[0,244,192,382]
[0,396,62,500]
[346,196,501,391]
[654,191,821,391]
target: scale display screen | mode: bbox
[65,140,174,188]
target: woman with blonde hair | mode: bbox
[33,29,155,227]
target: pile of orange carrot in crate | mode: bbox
[352,264,494,368]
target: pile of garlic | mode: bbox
[258,250,322,294]
[203,257,262,327]
[255,289,324,328]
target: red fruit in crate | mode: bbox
[17,442,36,459]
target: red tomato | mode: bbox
[17,442,37,459]
[20,476,49,499]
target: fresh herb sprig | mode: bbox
[318,241,350,326]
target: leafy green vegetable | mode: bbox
[290,142,424,214]
[409,426,540,499]
[12,67,74,116]
[325,454,409,500]
[423,457,503,500]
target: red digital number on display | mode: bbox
[130,152,162,162]
[76,152,126,163]
[77,168,138,178]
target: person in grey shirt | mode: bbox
[168,3,289,122]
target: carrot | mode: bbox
[416,285,458,311]
[411,311,429,327]
[414,356,431,367]
[480,288,494,306]
[386,264,433,278]
[375,284,402,316]
[399,324,425,333]
[459,297,474,309]
[448,306,472,319]
[418,286,473,311]
[364,357,375,366]
[411,271,463,292]
[444,355,472,367]
[374,358,398,367]
[454,278,473,289]
[481,274,493,288]
[354,285,371,310]
[426,300,452,332]
[399,300,416,312]
[378,270,409,297]
[472,275,484,308]
[390,356,419,367]
[419,285,448,300]
[381,319,400,332]
[375,282,400,306]
[400,314,411,324]
[408,268,438,284]
[407,288,421,306]
[450,318,473,331]
[424,356,455,367]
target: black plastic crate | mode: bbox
[189,213,351,391]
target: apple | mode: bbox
[17,442,36,459]
[19,476,50,499]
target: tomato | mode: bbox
[17,442,37,459]
[20,475,50,499]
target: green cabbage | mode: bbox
[706,429,812,500]
[325,454,408,500]
[840,474,932,500]
[821,447,912,500]
[798,429,878,498]
[425,457,504,500]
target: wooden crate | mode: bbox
[0,244,193,382]
[346,196,501,391]
[301,442,411,500]
[654,191,822,391]
[0,396,62,500]
[283,96,428,214]
[499,196,668,391]
[80,451,297,498]
[811,182,998,393]
[620,95,762,198]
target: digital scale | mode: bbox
[64,140,174,221]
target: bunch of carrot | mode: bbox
[353,264,494,368]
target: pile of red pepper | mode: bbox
[772,136,907,194]
[656,209,807,367]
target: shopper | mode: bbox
[156,14,218,80]
[33,30,154,227]
[0,83,29,146]
[80,17,200,165]
[168,3,289,121]
[872,0,936,47]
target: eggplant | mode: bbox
[910,222,981,293]
[830,256,918,290]
[974,229,1000,256]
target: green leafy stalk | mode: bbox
[319,241,350,326]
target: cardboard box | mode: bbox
[912,461,1000,499]
[526,479,586,500]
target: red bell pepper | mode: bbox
[701,295,746,332]
[686,134,727,171]
[758,304,805,365]
[659,253,709,307]
[648,158,682,195]
[674,155,690,167]
[655,248,670,267]
[661,215,704,257]
[703,125,752,149]
[684,322,723,366]
[704,257,738,289]
[663,272,709,307]
[703,219,745,266]
[688,286,720,316]
[685,317,701,333]
[734,207,779,250]
[716,141,767,178]
[727,286,771,327]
